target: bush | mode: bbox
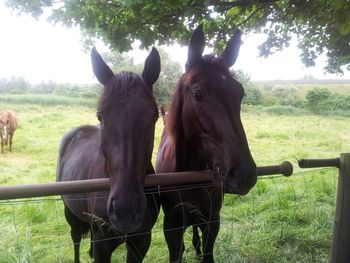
[243,86,263,105]
[270,86,303,107]
[31,81,57,94]
[234,70,263,106]
[53,84,100,99]
[305,88,332,113]
[326,95,350,111]
[305,87,350,114]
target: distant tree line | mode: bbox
[0,76,100,98]
[1,67,349,116]
[238,71,350,115]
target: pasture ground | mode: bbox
[0,101,349,262]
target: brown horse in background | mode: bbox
[156,25,257,263]
[159,105,168,125]
[57,47,161,263]
[0,110,18,153]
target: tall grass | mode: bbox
[0,94,97,108]
[0,99,349,262]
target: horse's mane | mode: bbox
[98,71,150,111]
[165,73,187,145]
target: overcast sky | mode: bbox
[0,2,349,84]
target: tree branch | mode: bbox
[209,0,279,8]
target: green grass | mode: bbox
[0,98,349,262]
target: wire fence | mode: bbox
[0,167,338,262]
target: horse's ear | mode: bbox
[220,30,242,68]
[91,47,114,85]
[142,47,161,87]
[186,24,205,71]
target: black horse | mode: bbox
[57,47,161,263]
[156,25,257,262]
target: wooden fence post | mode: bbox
[331,153,350,263]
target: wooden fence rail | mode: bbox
[0,161,292,200]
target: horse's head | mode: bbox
[173,25,257,195]
[91,47,160,233]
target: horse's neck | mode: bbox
[166,102,207,171]
[174,135,207,172]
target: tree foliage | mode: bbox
[0,76,29,94]
[5,0,350,74]
[235,70,262,105]
[305,87,350,113]
[305,87,331,112]
[270,86,301,107]
[153,48,182,107]
[101,51,143,73]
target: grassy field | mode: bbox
[0,97,349,262]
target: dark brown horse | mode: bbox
[0,110,18,153]
[156,25,257,263]
[57,47,161,263]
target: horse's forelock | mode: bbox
[202,55,234,78]
[98,71,146,111]
[187,56,234,83]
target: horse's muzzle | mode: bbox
[107,195,146,233]
[213,163,257,195]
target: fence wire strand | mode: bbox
[0,167,338,262]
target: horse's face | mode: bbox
[91,47,160,233]
[181,25,257,195]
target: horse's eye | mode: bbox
[191,86,203,101]
[96,113,103,122]
[194,90,203,101]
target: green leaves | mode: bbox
[5,0,350,74]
